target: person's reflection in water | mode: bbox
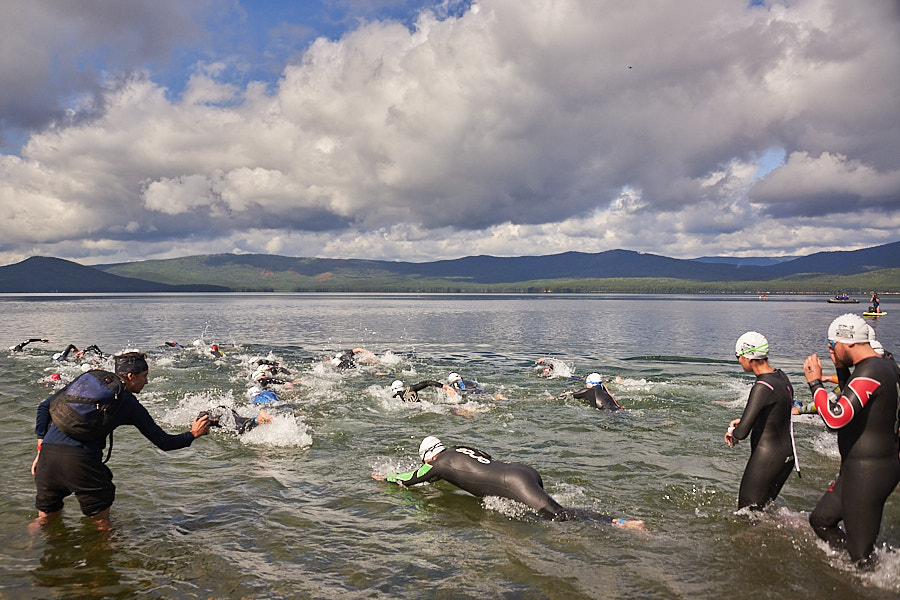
[31,520,123,598]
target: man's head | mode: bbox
[390,380,405,396]
[827,313,875,367]
[448,372,462,385]
[115,351,149,392]
[585,373,602,388]
[419,436,445,462]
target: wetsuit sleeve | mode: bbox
[732,381,772,440]
[120,395,195,450]
[385,463,439,487]
[411,381,444,392]
[815,367,882,430]
[35,396,52,437]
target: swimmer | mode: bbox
[10,338,49,352]
[724,332,798,510]
[390,379,457,402]
[373,436,644,530]
[803,313,900,568]
[251,364,301,389]
[329,348,378,370]
[559,373,622,410]
[198,407,273,435]
[52,344,103,362]
[209,345,225,358]
[447,372,508,400]
[535,358,555,378]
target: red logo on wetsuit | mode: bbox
[817,377,881,429]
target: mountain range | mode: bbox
[1,241,898,293]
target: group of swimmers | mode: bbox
[724,314,899,569]
[18,315,899,567]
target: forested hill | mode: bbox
[1,242,898,293]
[0,256,228,293]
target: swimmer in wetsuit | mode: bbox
[560,373,622,410]
[10,338,49,352]
[390,379,456,402]
[373,436,644,530]
[724,332,798,510]
[803,313,900,568]
[447,372,508,400]
[53,344,103,362]
[198,407,272,434]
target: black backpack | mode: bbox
[48,370,124,462]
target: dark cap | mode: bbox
[115,351,148,374]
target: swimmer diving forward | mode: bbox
[373,436,644,530]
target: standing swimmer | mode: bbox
[803,313,900,569]
[373,436,644,529]
[724,332,799,510]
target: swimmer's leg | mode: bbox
[841,459,900,566]
[809,476,846,551]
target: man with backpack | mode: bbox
[30,350,211,530]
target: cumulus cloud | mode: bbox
[1,0,899,266]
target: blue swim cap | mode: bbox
[253,390,279,404]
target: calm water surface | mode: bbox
[0,293,898,599]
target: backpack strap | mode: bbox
[102,431,114,463]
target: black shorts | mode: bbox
[34,444,115,516]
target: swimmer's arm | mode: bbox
[35,396,52,438]
[381,463,436,487]
[732,383,768,440]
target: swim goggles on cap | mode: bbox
[735,342,769,358]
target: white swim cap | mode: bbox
[52,353,62,361]
[828,313,871,344]
[871,340,885,356]
[585,373,602,387]
[419,436,445,462]
[735,331,769,359]
[390,380,405,393]
[448,372,462,384]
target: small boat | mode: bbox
[827,295,859,304]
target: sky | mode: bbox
[1,0,899,266]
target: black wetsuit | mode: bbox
[11,338,47,352]
[386,446,577,520]
[809,356,900,565]
[34,382,195,515]
[393,380,444,402]
[203,407,261,434]
[56,344,103,361]
[334,351,356,370]
[732,369,796,510]
[573,385,622,410]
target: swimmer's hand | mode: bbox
[724,418,740,447]
[191,414,212,438]
[557,391,573,399]
[371,472,386,481]
[803,354,823,383]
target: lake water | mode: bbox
[0,293,897,599]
